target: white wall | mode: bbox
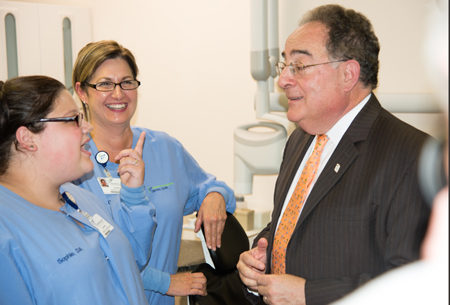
[6,0,444,212]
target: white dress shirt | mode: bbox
[274,94,371,232]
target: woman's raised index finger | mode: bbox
[134,132,146,155]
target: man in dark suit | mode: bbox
[237,4,431,305]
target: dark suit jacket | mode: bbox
[251,94,431,304]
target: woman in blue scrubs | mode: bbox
[0,76,156,305]
[72,40,236,305]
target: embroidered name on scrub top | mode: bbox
[57,247,83,264]
[96,151,121,195]
[148,182,174,193]
[62,191,114,238]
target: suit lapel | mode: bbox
[296,94,382,226]
[297,135,359,224]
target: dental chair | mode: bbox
[188,212,253,305]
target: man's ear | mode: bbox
[75,82,88,105]
[342,60,361,92]
[16,126,38,151]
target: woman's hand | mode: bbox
[115,132,145,188]
[195,192,227,251]
[166,272,207,296]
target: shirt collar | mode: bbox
[326,93,371,145]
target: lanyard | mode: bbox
[95,151,112,178]
[61,191,93,221]
[61,191,114,238]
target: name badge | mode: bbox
[97,177,121,194]
[89,214,114,238]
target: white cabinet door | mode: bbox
[0,1,40,79]
[0,0,91,88]
[38,3,91,91]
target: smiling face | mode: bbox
[80,58,138,130]
[278,21,352,135]
[36,90,94,184]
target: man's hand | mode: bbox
[257,274,306,305]
[237,238,268,291]
[195,192,227,251]
[166,272,207,296]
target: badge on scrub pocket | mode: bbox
[97,177,121,194]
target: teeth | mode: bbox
[106,104,126,110]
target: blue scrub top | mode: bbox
[0,182,156,305]
[73,127,236,305]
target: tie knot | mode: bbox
[315,134,329,151]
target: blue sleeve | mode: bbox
[201,184,235,213]
[178,143,236,215]
[108,184,157,271]
[0,251,33,305]
[142,265,171,294]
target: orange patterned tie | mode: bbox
[271,134,329,274]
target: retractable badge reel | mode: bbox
[61,191,114,238]
[96,151,112,178]
[96,151,121,194]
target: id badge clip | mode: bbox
[96,151,112,178]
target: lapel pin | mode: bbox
[334,164,340,173]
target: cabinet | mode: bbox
[0,0,91,92]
